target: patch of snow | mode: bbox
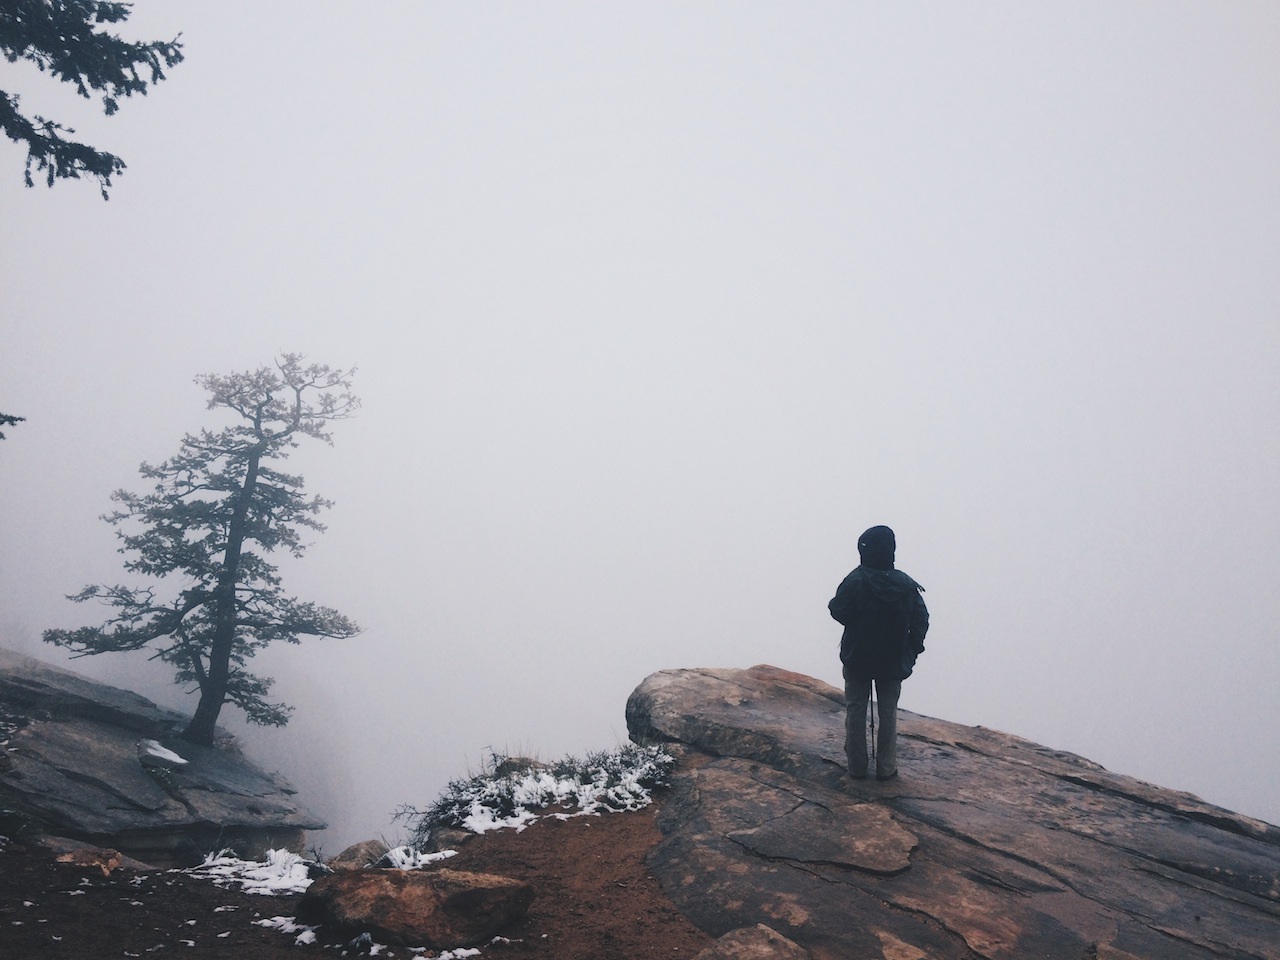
[383,845,458,869]
[463,802,540,835]
[254,915,319,945]
[417,743,676,840]
[460,762,657,833]
[185,843,460,902]
[253,916,304,932]
[186,849,314,895]
[139,738,188,765]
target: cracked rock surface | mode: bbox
[627,665,1280,960]
[0,647,322,867]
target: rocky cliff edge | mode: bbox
[626,665,1280,960]
[0,647,323,868]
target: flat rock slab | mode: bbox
[0,648,183,734]
[629,665,1280,960]
[694,758,916,874]
[0,647,322,867]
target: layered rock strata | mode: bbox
[0,647,323,867]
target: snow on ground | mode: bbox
[420,743,676,838]
[462,764,659,833]
[253,915,320,945]
[186,848,315,895]
[138,738,188,766]
[185,745,672,894]
[383,846,458,870]
[176,744,674,956]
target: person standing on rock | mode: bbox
[828,525,928,781]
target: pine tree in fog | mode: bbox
[44,355,360,746]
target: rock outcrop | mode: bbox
[0,647,323,867]
[627,665,1280,960]
[298,867,535,948]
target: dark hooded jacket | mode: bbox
[829,566,929,681]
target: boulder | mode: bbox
[693,924,812,960]
[628,665,1280,960]
[420,825,472,854]
[327,838,391,870]
[34,834,154,872]
[298,867,534,948]
[54,846,123,875]
[0,647,324,867]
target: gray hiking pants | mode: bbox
[843,670,901,779]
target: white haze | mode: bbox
[1,3,1277,851]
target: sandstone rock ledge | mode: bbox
[0,647,323,867]
[627,665,1280,960]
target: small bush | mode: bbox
[395,742,676,849]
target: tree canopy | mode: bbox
[44,355,360,745]
[0,0,183,198]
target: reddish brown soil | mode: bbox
[0,805,712,960]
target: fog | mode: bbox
[2,3,1277,852]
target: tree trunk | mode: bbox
[182,445,264,745]
[183,673,223,746]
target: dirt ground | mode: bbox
[0,805,713,960]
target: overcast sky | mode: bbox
[2,2,1277,852]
